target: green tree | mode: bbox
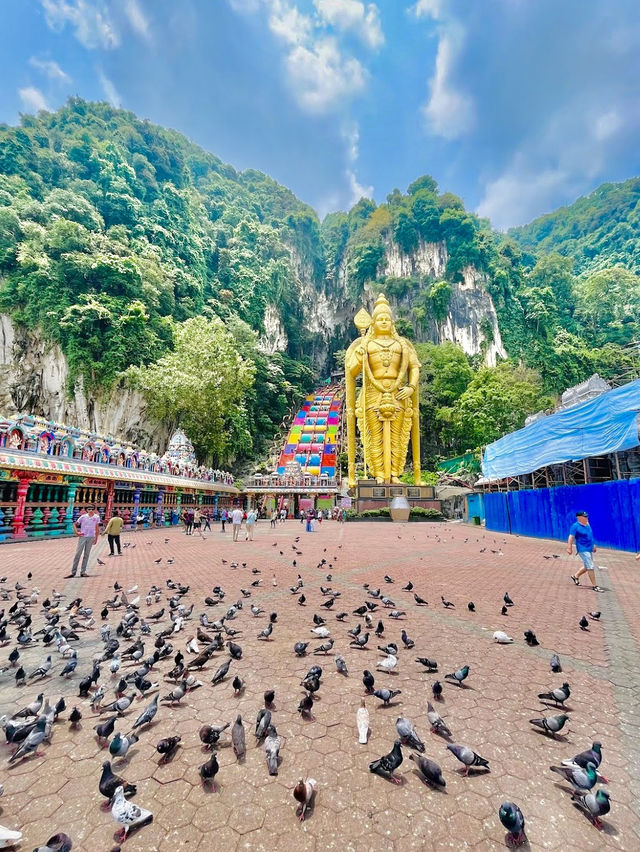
[574,266,640,345]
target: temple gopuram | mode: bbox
[0,415,237,541]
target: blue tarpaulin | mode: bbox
[484,480,640,552]
[482,379,640,481]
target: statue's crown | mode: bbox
[372,293,392,318]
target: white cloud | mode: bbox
[315,0,384,49]
[595,110,623,142]
[41,0,119,49]
[122,0,151,42]
[285,37,366,112]
[422,28,474,139]
[28,57,72,83]
[341,122,373,204]
[268,0,312,45]
[97,69,122,106]
[413,0,447,20]
[19,86,50,113]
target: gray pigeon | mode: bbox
[131,694,158,729]
[373,688,401,706]
[550,761,597,792]
[529,713,569,737]
[334,654,348,674]
[395,717,425,753]
[409,753,446,787]
[232,715,246,760]
[538,682,570,707]
[211,659,231,686]
[446,743,490,776]
[427,701,452,738]
[32,833,72,852]
[8,716,46,763]
[573,788,611,829]
[255,708,272,740]
[264,725,281,775]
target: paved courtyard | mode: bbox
[0,519,638,850]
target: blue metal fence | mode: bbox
[484,479,640,552]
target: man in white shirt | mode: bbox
[68,505,101,577]
[231,507,244,541]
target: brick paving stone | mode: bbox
[0,520,638,849]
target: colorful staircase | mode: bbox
[276,386,343,478]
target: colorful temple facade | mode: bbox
[0,416,237,541]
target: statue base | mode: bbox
[353,480,440,514]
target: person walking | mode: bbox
[202,510,211,532]
[568,510,604,592]
[231,505,244,542]
[68,505,101,577]
[221,508,228,532]
[246,508,257,541]
[184,508,194,536]
[103,509,123,557]
[270,509,277,529]
[193,507,204,539]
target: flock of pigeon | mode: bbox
[0,529,615,849]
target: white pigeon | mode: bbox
[493,631,514,644]
[186,637,200,655]
[376,654,398,673]
[356,700,369,744]
[293,777,317,822]
[111,785,153,841]
[0,825,22,848]
[110,656,121,675]
[128,596,140,608]
[127,585,138,594]
[310,626,330,638]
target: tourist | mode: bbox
[306,508,314,533]
[280,507,287,523]
[68,505,101,577]
[221,508,228,532]
[246,507,257,540]
[270,509,277,529]
[193,507,204,538]
[568,511,604,592]
[231,505,244,541]
[184,507,194,536]
[202,509,211,532]
[103,509,123,557]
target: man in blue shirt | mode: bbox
[567,511,603,592]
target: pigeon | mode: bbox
[264,725,281,775]
[409,753,446,788]
[257,623,273,641]
[232,715,246,760]
[402,582,414,591]
[255,709,272,740]
[501,605,508,616]
[376,654,397,673]
[363,670,375,693]
[311,626,330,639]
[156,736,181,763]
[297,693,314,719]
[550,654,562,673]
[294,642,309,657]
[524,630,539,646]
[400,630,414,649]
[563,742,604,773]
[313,639,334,655]
[589,611,601,621]
[498,802,526,847]
[293,777,317,822]
[493,631,513,644]
[441,596,455,608]
[446,743,490,776]
[529,714,569,737]
[467,602,475,612]
[31,833,70,852]
[101,694,135,716]
[227,641,242,659]
[369,740,403,784]
[335,654,348,674]
[432,680,443,701]
[445,665,469,686]
[109,731,139,759]
[199,722,230,749]
[550,761,597,792]
[351,632,370,649]
[396,717,425,752]
[384,575,394,584]
[415,657,438,671]
[99,760,137,805]
[389,610,406,619]
[211,659,231,686]
[131,694,158,729]
[427,701,451,737]
[111,785,153,842]
[413,594,428,606]
[94,715,117,746]
[199,752,219,789]
[573,788,611,829]
[580,615,589,631]
[378,643,398,656]
[161,680,187,705]
[373,688,401,706]
[69,706,82,728]
[538,682,571,707]
[28,655,52,680]
[357,699,369,744]
[232,675,245,695]
[264,690,275,708]
[8,716,46,763]
[504,593,514,606]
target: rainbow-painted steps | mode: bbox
[276,387,342,477]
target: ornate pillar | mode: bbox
[65,479,79,535]
[175,490,182,526]
[105,482,115,519]
[156,489,164,526]
[12,473,36,540]
[132,489,141,529]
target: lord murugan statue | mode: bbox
[345,294,422,488]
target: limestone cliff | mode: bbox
[0,314,171,453]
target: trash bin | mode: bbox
[473,515,481,526]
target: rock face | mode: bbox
[0,314,171,453]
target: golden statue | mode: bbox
[345,294,422,488]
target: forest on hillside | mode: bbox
[1,100,639,471]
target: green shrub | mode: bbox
[410,507,443,520]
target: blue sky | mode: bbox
[2,0,640,228]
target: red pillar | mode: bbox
[105,481,115,520]
[12,473,35,540]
